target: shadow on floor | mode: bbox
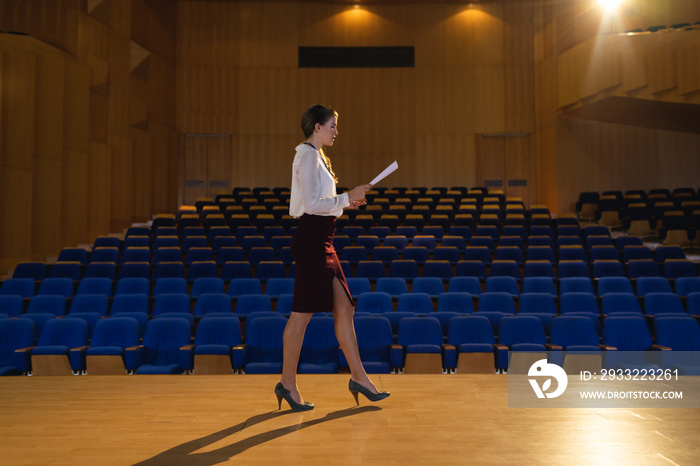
[132,405,381,466]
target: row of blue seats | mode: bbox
[3,312,698,376]
[4,274,700,301]
[4,258,699,300]
[5,268,700,299]
[10,243,692,281]
[3,288,699,342]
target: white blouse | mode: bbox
[289,143,349,218]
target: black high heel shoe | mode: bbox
[274,383,314,412]
[349,379,390,405]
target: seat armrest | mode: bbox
[14,346,35,353]
[180,344,195,370]
[651,344,672,351]
[70,346,90,352]
[231,344,246,370]
[125,345,144,370]
[69,346,90,372]
[545,344,563,351]
[442,344,456,369]
[232,344,247,368]
[599,344,617,351]
[493,344,509,370]
[13,347,35,373]
[390,344,403,369]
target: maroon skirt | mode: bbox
[290,214,353,313]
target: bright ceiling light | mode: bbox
[598,0,623,13]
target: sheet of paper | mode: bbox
[369,161,398,186]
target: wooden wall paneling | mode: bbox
[0,167,33,272]
[61,1,81,57]
[61,149,89,247]
[677,34,700,96]
[618,34,649,93]
[130,128,152,220]
[505,135,533,206]
[35,52,66,162]
[90,90,109,143]
[32,51,66,261]
[415,133,475,188]
[504,64,535,132]
[575,40,598,100]
[457,133,477,189]
[572,3,602,52]
[577,36,621,99]
[638,0,700,28]
[386,68,417,157]
[129,75,148,129]
[87,0,112,27]
[555,117,590,214]
[146,1,176,64]
[503,0,534,66]
[415,67,446,136]
[147,55,175,128]
[0,42,36,170]
[240,135,276,191]
[328,69,368,162]
[260,67,299,140]
[206,135,232,199]
[87,141,111,239]
[473,66,505,133]
[0,0,75,56]
[176,1,241,67]
[599,36,622,91]
[554,117,700,214]
[535,57,558,130]
[236,2,297,67]
[87,50,110,91]
[232,134,298,190]
[109,133,133,231]
[299,4,412,48]
[413,4,447,67]
[108,0,131,37]
[183,135,208,205]
[475,134,505,189]
[130,0,150,51]
[619,125,658,189]
[31,157,63,261]
[149,125,178,214]
[176,65,238,134]
[473,2,504,66]
[63,61,91,153]
[646,34,678,95]
[582,120,612,189]
[443,5,477,67]
[80,9,113,63]
[414,134,440,189]
[655,130,700,190]
[271,136,298,190]
[108,29,131,137]
[231,134,250,192]
[88,45,110,144]
[536,126,558,212]
[557,49,580,108]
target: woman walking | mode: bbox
[275,104,390,411]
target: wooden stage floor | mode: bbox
[1,374,699,466]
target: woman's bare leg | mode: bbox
[331,277,380,394]
[280,311,313,404]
